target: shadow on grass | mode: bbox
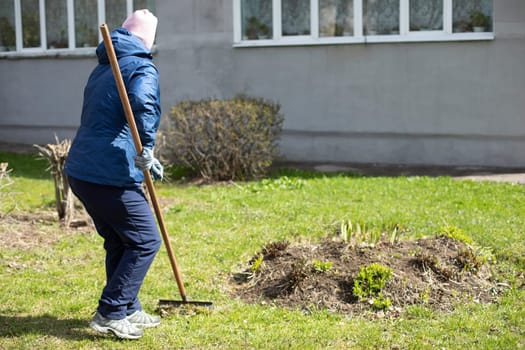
[268,167,363,180]
[272,161,525,179]
[0,152,49,180]
[165,164,365,184]
[0,314,103,341]
[165,160,525,184]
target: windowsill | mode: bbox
[0,46,158,59]
[0,47,97,59]
[233,32,495,48]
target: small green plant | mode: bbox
[470,10,490,28]
[246,16,260,39]
[0,18,16,49]
[438,224,473,244]
[339,219,351,242]
[245,176,305,193]
[250,254,264,273]
[245,17,271,39]
[439,224,496,274]
[382,222,406,244]
[353,263,393,311]
[419,286,431,304]
[371,293,392,311]
[339,219,382,247]
[258,23,271,37]
[311,260,333,273]
[457,245,496,273]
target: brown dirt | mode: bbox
[231,236,504,317]
[0,195,176,252]
[0,210,93,250]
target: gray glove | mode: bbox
[134,148,163,181]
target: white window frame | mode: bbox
[1,0,136,57]
[233,0,494,47]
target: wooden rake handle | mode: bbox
[100,24,188,302]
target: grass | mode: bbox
[1,152,524,349]
[0,152,53,212]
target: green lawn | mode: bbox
[1,152,524,349]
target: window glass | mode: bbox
[319,0,354,37]
[0,1,16,51]
[134,0,155,12]
[1,0,157,52]
[75,0,98,48]
[241,0,272,40]
[46,0,68,49]
[410,0,443,31]
[364,0,399,35]
[282,0,310,36]
[22,0,41,48]
[453,0,492,33]
[106,0,127,31]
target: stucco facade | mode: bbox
[1,0,524,167]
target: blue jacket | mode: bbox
[65,28,161,187]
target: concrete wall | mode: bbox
[1,0,524,167]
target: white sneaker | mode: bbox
[126,310,161,328]
[89,312,143,339]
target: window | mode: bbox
[410,0,443,32]
[364,0,398,35]
[319,0,354,37]
[0,0,155,54]
[241,0,272,40]
[282,0,311,36]
[452,0,493,33]
[233,0,494,46]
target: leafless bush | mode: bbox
[157,95,284,181]
[0,162,13,190]
[34,137,74,227]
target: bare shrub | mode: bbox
[34,137,74,227]
[157,95,284,181]
[0,162,13,190]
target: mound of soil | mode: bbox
[232,236,503,317]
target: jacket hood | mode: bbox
[96,27,153,64]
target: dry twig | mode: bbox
[34,137,74,227]
[0,162,14,190]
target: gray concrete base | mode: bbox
[279,130,525,168]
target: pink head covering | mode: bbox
[122,9,158,50]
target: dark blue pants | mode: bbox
[68,176,161,320]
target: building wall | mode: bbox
[1,0,524,167]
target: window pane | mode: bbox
[319,0,353,37]
[22,0,41,48]
[106,0,127,31]
[453,0,492,33]
[241,0,272,40]
[134,0,155,12]
[46,0,68,49]
[282,0,310,36]
[364,0,399,35]
[75,0,98,48]
[410,0,443,31]
[0,1,16,51]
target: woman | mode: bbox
[65,9,163,340]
